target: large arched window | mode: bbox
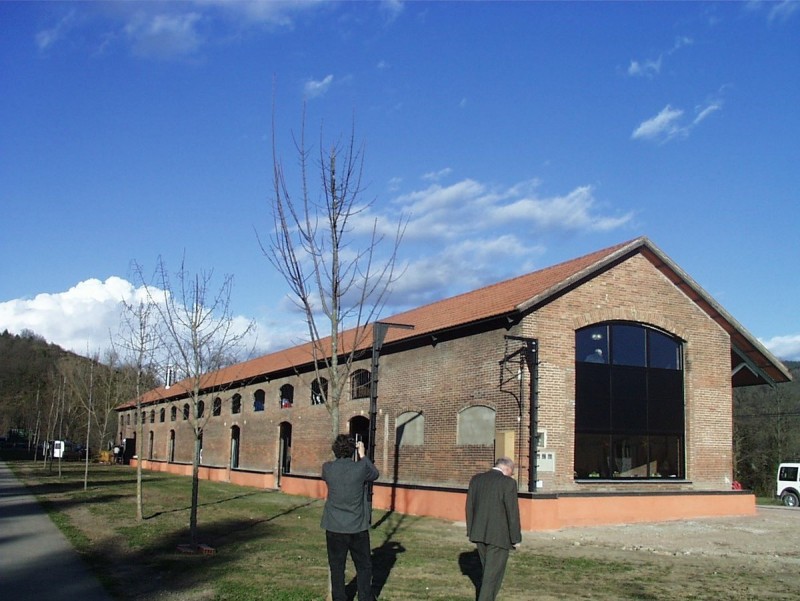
[231,394,242,414]
[213,397,222,416]
[574,322,684,480]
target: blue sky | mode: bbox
[1,1,798,363]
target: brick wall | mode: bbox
[119,252,735,493]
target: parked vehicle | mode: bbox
[777,463,800,507]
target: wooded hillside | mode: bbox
[734,360,800,495]
[0,329,156,455]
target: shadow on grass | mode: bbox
[342,510,410,600]
[202,498,320,545]
[147,490,265,519]
[458,549,481,601]
[86,498,322,599]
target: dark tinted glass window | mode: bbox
[576,325,609,364]
[612,325,646,367]
[649,329,681,369]
[575,363,611,431]
[574,322,684,480]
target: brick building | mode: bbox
[117,237,791,530]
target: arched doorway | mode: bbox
[148,431,154,460]
[349,415,370,453]
[168,430,175,463]
[279,422,292,475]
[230,425,240,469]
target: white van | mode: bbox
[777,463,800,507]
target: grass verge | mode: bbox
[6,460,796,600]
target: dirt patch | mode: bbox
[523,506,800,567]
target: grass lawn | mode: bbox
[6,460,795,600]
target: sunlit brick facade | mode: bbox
[117,237,791,529]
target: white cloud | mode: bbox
[488,186,632,232]
[632,105,685,141]
[304,74,334,98]
[0,278,146,355]
[196,0,325,26]
[0,277,265,360]
[380,0,405,22]
[35,10,77,52]
[628,57,662,78]
[768,1,800,23]
[35,1,328,61]
[632,98,722,143]
[627,36,692,78]
[389,235,544,307]
[421,168,452,182]
[761,333,800,362]
[368,177,633,308]
[124,12,204,59]
[396,178,633,241]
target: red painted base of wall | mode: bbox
[131,460,755,531]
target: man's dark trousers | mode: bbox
[476,542,509,601]
[326,530,373,601]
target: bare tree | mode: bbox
[116,297,161,521]
[136,257,253,547]
[265,113,406,438]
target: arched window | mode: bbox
[168,430,175,463]
[182,404,190,420]
[197,400,205,419]
[159,408,165,423]
[253,389,265,412]
[213,397,222,416]
[457,406,495,445]
[231,393,242,414]
[170,406,177,422]
[230,425,241,469]
[280,384,294,409]
[311,378,328,405]
[574,322,684,480]
[142,412,146,425]
[351,369,371,400]
[396,411,424,447]
[126,414,131,426]
[149,410,155,424]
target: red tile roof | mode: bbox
[120,236,789,409]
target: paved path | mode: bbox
[0,460,115,600]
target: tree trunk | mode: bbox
[189,431,201,548]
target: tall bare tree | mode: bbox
[136,257,253,547]
[265,114,406,438]
[116,296,161,521]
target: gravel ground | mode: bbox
[522,505,800,567]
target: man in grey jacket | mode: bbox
[321,434,380,601]
[465,456,522,601]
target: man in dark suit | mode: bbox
[465,457,522,601]
[321,434,380,601]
